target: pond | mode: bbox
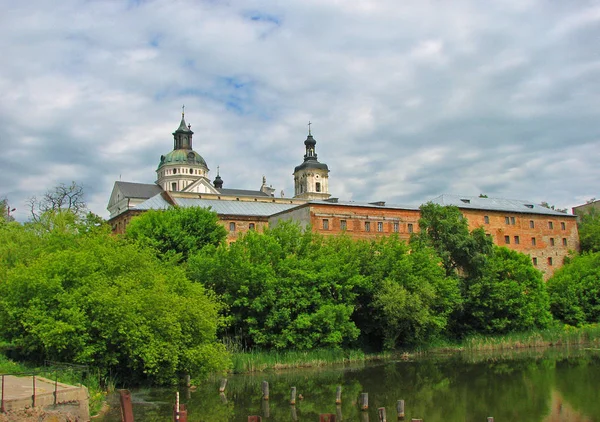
[97,346,600,421]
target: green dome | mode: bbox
[158,149,207,169]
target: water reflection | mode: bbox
[98,347,600,421]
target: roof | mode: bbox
[217,188,270,197]
[307,199,420,211]
[134,194,298,217]
[430,194,575,217]
[158,149,207,169]
[114,181,163,199]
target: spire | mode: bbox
[304,122,317,160]
[213,165,223,188]
[173,107,194,150]
[308,121,312,136]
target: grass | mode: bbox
[461,324,600,352]
[0,353,112,416]
[230,348,391,373]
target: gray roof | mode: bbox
[307,200,420,211]
[217,188,270,197]
[430,194,575,217]
[115,181,163,199]
[134,194,298,217]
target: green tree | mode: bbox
[0,213,228,384]
[461,247,552,334]
[189,222,362,350]
[547,252,600,325]
[413,203,493,278]
[578,208,600,253]
[126,206,227,262]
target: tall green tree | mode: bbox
[126,206,227,262]
[0,212,228,384]
[189,222,363,350]
[460,247,552,334]
[547,252,600,325]
[413,203,493,278]
[578,208,600,253]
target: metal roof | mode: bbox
[430,194,574,217]
[115,181,163,199]
[134,194,298,217]
[307,200,420,211]
[217,188,270,197]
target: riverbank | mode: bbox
[229,324,600,373]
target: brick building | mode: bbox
[107,112,579,279]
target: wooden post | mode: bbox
[291,405,298,421]
[248,417,262,422]
[219,392,228,404]
[290,387,297,405]
[54,377,58,406]
[119,390,135,422]
[319,414,336,422]
[219,378,228,392]
[185,375,191,388]
[336,404,343,421]
[32,376,36,408]
[262,381,269,400]
[361,411,370,422]
[175,391,180,421]
[360,392,369,410]
[262,398,270,419]
[397,400,405,420]
[1,374,5,413]
[335,385,342,404]
[378,407,387,422]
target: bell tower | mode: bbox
[293,122,330,200]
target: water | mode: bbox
[97,346,600,421]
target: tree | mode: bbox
[28,181,87,222]
[0,223,228,384]
[126,206,227,262]
[540,201,567,213]
[412,203,493,278]
[188,222,363,350]
[460,247,552,334]
[547,252,600,326]
[578,208,600,253]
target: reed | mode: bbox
[231,348,390,373]
[462,324,600,352]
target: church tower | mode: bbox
[156,109,218,194]
[293,123,330,200]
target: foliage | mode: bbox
[189,222,362,350]
[126,206,227,262]
[547,252,600,325]
[356,236,461,349]
[413,202,493,278]
[0,212,229,385]
[578,208,600,253]
[460,247,552,334]
[28,181,87,221]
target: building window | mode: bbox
[562,238,567,246]
[340,220,347,230]
[393,222,399,233]
[484,215,489,224]
[173,168,177,174]
[561,222,566,230]
[316,182,321,192]
[514,236,520,244]
[532,257,538,266]
[505,216,510,225]
[229,222,236,232]
[548,257,553,266]
[511,216,516,225]
[377,222,383,232]
[171,182,177,191]
[249,223,255,230]
[365,221,371,232]
[550,238,555,246]
[531,237,536,246]
[504,235,510,244]
[530,220,535,228]
[408,223,414,233]
[190,168,193,174]
[323,219,329,230]
[548,221,554,229]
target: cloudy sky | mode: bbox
[1,0,599,221]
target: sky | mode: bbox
[1,0,599,221]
